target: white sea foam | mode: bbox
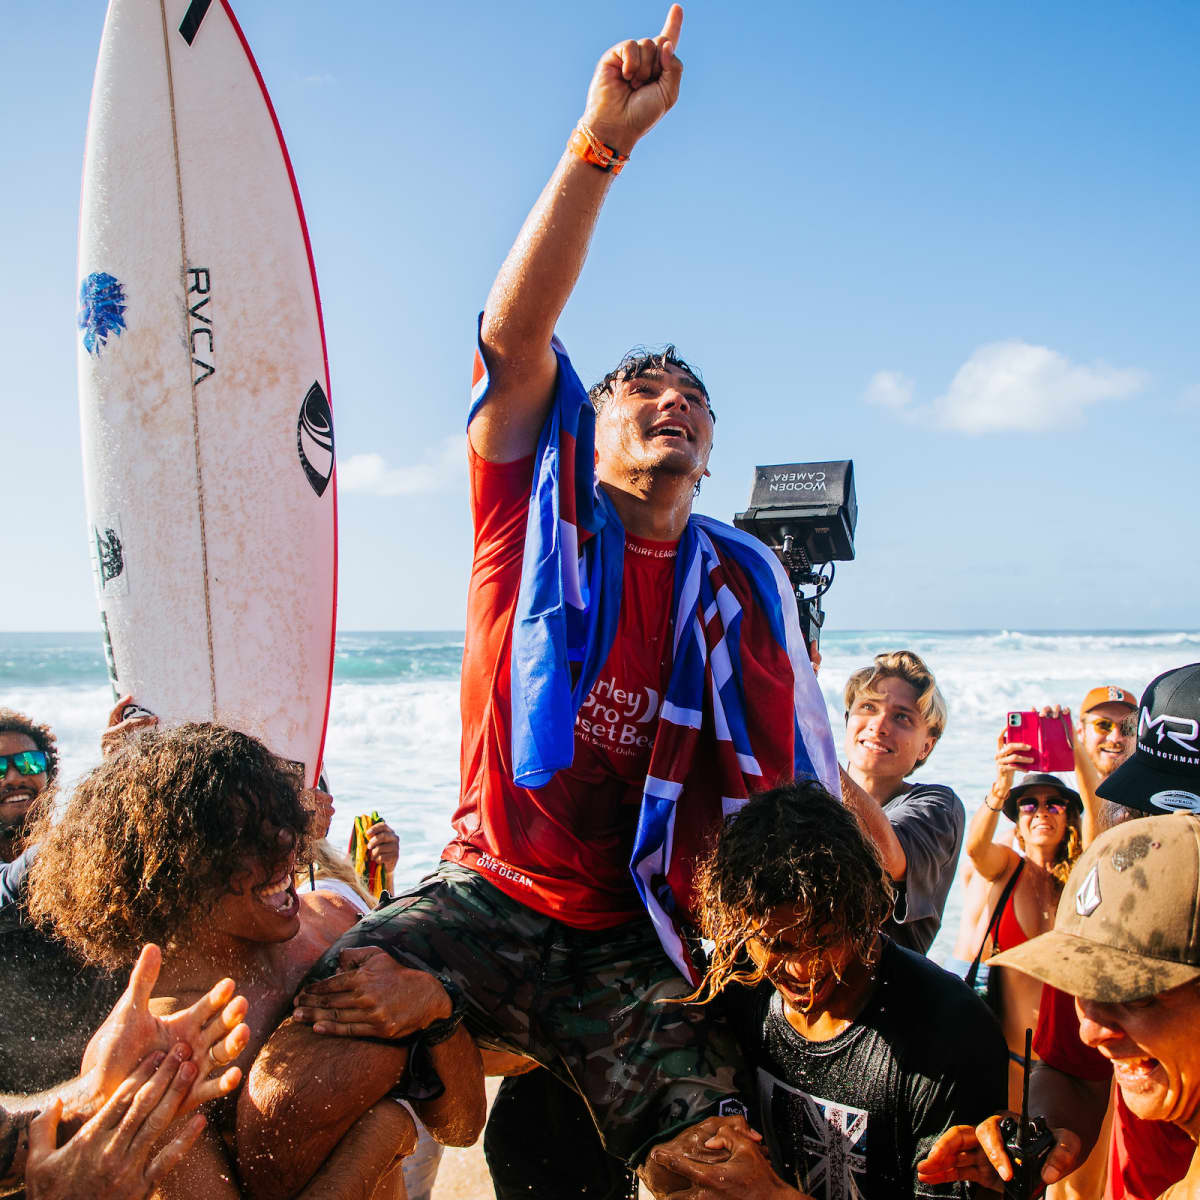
[5,629,1197,962]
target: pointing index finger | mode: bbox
[659,4,683,52]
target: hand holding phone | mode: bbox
[1003,711,1074,774]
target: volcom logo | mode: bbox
[1075,865,1102,917]
[297,381,335,497]
[1149,790,1200,813]
[1139,709,1200,755]
[94,526,124,586]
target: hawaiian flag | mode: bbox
[470,324,839,981]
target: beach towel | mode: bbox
[469,327,839,981]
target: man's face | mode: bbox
[593,365,714,489]
[745,908,858,1015]
[211,833,302,944]
[844,676,936,780]
[1014,784,1070,853]
[0,731,49,848]
[1077,979,1200,1128]
[1079,701,1136,778]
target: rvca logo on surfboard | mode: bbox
[297,382,335,497]
[187,268,215,386]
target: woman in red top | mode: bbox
[966,746,1083,1110]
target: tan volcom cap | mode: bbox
[990,814,1200,1003]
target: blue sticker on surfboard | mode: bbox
[78,271,128,355]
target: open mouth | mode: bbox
[253,870,299,919]
[857,737,892,755]
[0,789,36,807]
[1110,1056,1162,1090]
[648,422,690,442]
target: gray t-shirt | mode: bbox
[882,784,964,955]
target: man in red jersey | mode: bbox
[237,9,836,1199]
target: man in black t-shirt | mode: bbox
[648,781,1006,1200]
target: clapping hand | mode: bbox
[80,944,249,1119]
[25,1051,207,1200]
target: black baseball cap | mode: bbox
[1097,663,1200,814]
[1003,773,1082,824]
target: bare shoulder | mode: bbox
[299,891,361,946]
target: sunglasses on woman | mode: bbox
[1018,798,1066,815]
[0,750,48,777]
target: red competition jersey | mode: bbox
[1034,984,1193,1200]
[445,444,678,928]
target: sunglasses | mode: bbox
[1018,799,1066,815]
[0,750,48,778]
[1085,717,1135,737]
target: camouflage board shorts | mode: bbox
[306,862,746,1165]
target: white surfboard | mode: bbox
[77,0,337,785]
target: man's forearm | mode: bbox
[299,1101,416,1200]
[0,1072,101,1189]
[482,151,614,365]
[839,768,907,879]
[1029,1061,1108,1160]
[412,1026,486,1146]
[237,1019,410,1200]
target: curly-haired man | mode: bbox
[649,780,1006,1200]
[26,722,485,1198]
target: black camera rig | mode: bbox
[733,460,857,653]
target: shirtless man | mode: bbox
[26,722,485,1197]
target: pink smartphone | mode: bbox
[1004,711,1075,774]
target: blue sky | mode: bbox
[4,1,1198,633]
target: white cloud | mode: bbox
[866,341,1147,434]
[339,435,467,497]
[864,370,914,410]
[302,72,335,86]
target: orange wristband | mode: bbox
[568,125,629,176]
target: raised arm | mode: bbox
[472,5,684,462]
[968,729,1031,881]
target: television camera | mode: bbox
[733,460,857,654]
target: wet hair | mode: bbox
[588,345,715,421]
[0,708,59,785]
[687,778,894,1004]
[26,722,313,970]
[843,650,948,768]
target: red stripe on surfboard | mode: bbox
[219,0,337,785]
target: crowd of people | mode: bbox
[5,7,1200,1200]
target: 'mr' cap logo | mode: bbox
[1139,709,1200,755]
[1076,865,1102,917]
